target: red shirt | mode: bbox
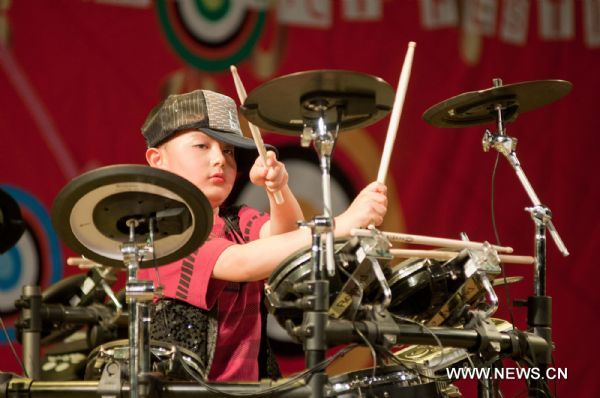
[139,206,269,381]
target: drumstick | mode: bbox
[351,228,514,253]
[389,249,534,265]
[377,41,416,184]
[67,256,102,268]
[230,65,284,205]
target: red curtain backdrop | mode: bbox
[1,1,598,396]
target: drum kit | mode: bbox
[1,68,571,398]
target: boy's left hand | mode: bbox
[249,150,288,192]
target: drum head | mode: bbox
[327,365,439,398]
[266,238,361,328]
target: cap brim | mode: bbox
[199,127,257,150]
[200,127,278,171]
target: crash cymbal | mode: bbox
[240,70,395,135]
[52,165,212,269]
[423,79,572,128]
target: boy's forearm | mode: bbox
[264,185,304,236]
[214,227,312,281]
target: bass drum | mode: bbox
[84,339,205,381]
[326,365,439,397]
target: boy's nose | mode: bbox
[211,147,226,165]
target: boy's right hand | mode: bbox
[249,150,289,193]
[334,181,388,237]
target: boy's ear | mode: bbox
[145,147,162,167]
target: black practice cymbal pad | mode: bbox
[423,79,572,128]
[51,164,212,268]
[241,70,394,135]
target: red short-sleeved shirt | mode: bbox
[138,206,269,381]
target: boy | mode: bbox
[138,89,387,382]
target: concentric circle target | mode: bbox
[156,0,267,71]
[0,185,63,342]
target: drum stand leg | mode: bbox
[298,217,331,398]
[481,78,567,398]
[477,362,500,398]
[297,112,341,397]
[122,219,154,398]
[18,285,42,380]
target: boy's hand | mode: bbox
[335,182,387,237]
[249,151,289,193]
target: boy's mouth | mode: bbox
[209,172,225,183]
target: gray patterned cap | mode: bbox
[141,89,259,150]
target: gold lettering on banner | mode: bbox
[251,9,286,80]
[584,0,600,47]
[500,0,530,45]
[419,0,459,29]
[419,0,597,65]
[342,0,382,21]
[277,0,332,28]
[462,0,497,36]
[460,0,497,66]
[539,0,575,40]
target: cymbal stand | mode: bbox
[18,285,42,380]
[301,114,338,277]
[122,219,154,398]
[481,78,569,397]
[296,109,341,398]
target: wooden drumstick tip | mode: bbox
[408,41,416,47]
[230,65,237,73]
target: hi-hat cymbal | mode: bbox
[52,165,212,269]
[240,70,395,135]
[423,79,572,128]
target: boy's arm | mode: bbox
[213,182,387,282]
[261,184,304,237]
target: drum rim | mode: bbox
[87,338,202,363]
[267,238,358,290]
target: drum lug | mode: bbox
[97,360,123,398]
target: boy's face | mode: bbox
[148,130,237,210]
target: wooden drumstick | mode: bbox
[377,41,416,184]
[230,65,284,205]
[351,228,514,254]
[389,249,535,265]
[67,256,102,268]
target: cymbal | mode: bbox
[240,70,395,135]
[423,79,572,128]
[52,165,212,269]
[0,187,26,254]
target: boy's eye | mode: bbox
[194,143,208,149]
[223,147,235,155]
